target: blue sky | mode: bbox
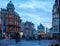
[0,0,55,29]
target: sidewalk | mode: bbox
[0,39,60,46]
[0,39,16,46]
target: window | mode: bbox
[55,14,58,17]
[9,21,13,24]
[54,14,58,18]
[5,15,8,17]
[55,19,59,25]
[9,15,14,18]
[0,13,1,18]
[6,19,8,24]
[10,9,13,11]
[54,26,57,32]
[54,8,57,13]
[8,9,13,12]
[0,19,1,24]
[9,19,14,21]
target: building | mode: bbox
[0,9,2,38]
[20,22,25,38]
[20,21,37,39]
[24,21,35,39]
[46,28,50,33]
[52,0,60,39]
[33,29,38,39]
[49,27,53,33]
[49,27,53,38]
[37,24,45,38]
[0,1,21,38]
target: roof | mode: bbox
[1,8,7,11]
[7,0,14,9]
[7,1,14,6]
[38,24,44,29]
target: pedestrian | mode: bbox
[55,44,59,46]
[15,33,20,43]
[51,44,53,46]
[48,44,53,46]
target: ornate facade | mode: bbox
[37,24,45,38]
[52,0,60,39]
[0,1,21,38]
[24,21,34,39]
[0,9,2,38]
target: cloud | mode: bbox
[19,12,52,29]
[0,0,54,29]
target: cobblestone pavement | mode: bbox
[0,39,60,46]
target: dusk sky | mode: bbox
[0,0,55,29]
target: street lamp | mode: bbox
[19,32,23,38]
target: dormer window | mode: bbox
[8,8,13,12]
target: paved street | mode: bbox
[0,39,60,46]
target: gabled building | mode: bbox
[24,21,35,39]
[20,21,37,39]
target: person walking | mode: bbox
[15,32,20,43]
[55,44,59,46]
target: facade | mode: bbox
[20,22,25,33]
[33,29,38,39]
[24,21,35,39]
[49,27,53,38]
[46,28,50,33]
[49,27,53,33]
[0,9,2,38]
[0,1,21,38]
[37,24,45,38]
[20,21,37,39]
[20,22,25,38]
[52,0,60,39]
